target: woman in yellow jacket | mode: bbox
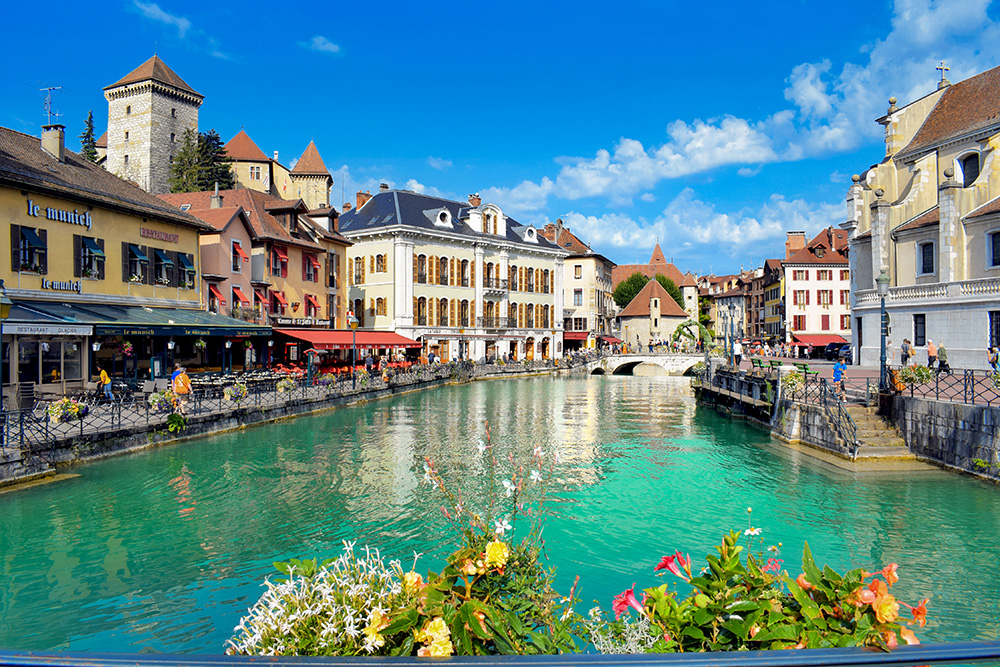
[98,366,112,401]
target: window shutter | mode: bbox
[73,235,82,277]
[38,229,48,274]
[361,257,366,284]
[11,225,20,271]
[471,261,475,287]
[471,300,476,323]
[281,253,288,278]
[97,239,106,280]
[450,300,455,326]
[413,297,418,322]
[122,241,129,282]
[302,253,308,281]
[450,258,455,286]
[140,245,151,284]
[806,290,810,306]
[519,303,524,328]
[369,255,374,273]
[413,254,418,283]
[168,251,177,286]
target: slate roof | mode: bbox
[898,64,1000,161]
[618,279,688,318]
[292,141,330,176]
[892,206,939,235]
[784,227,849,265]
[0,126,209,230]
[225,130,270,162]
[337,189,562,251]
[104,55,201,96]
[538,223,615,264]
[966,195,1000,220]
[159,188,350,248]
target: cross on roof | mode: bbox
[936,60,950,81]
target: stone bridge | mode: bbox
[584,354,704,376]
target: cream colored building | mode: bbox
[224,131,333,211]
[338,188,568,361]
[618,278,688,349]
[845,64,1000,369]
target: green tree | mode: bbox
[168,128,235,193]
[78,111,98,163]
[612,272,651,308]
[653,273,684,309]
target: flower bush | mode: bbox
[355,369,370,387]
[148,389,178,412]
[898,364,933,385]
[223,382,248,403]
[47,398,88,422]
[194,338,207,351]
[316,372,337,386]
[121,340,134,357]
[780,370,804,393]
[277,377,297,393]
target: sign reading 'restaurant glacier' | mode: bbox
[26,199,92,230]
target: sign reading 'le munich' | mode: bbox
[26,199,93,230]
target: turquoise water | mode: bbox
[1,375,999,653]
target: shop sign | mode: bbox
[94,325,272,337]
[26,199,93,230]
[6,324,92,336]
[41,279,83,293]
[272,316,331,327]
[140,227,179,243]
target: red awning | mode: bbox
[273,246,288,261]
[601,336,623,344]
[791,334,848,346]
[309,255,321,269]
[273,291,289,306]
[276,329,422,350]
[231,286,250,306]
[208,283,226,305]
[305,294,320,308]
[233,243,250,261]
[563,331,589,341]
[253,288,268,303]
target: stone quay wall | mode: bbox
[770,399,854,458]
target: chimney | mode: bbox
[343,201,352,212]
[379,183,390,192]
[469,193,481,207]
[785,231,806,260]
[356,190,372,209]
[210,182,223,209]
[41,124,66,162]
[273,151,279,161]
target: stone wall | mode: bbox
[770,399,854,458]
[889,394,1000,480]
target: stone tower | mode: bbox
[289,140,333,210]
[103,55,203,194]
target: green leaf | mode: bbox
[726,600,759,612]
[754,623,802,642]
[681,626,706,640]
[787,579,822,621]
[459,601,492,640]
[383,608,419,635]
[801,542,824,587]
[694,593,711,608]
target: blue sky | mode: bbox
[3,0,999,275]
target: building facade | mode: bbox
[225,131,333,211]
[845,65,1000,369]
[338,189,567,361]
[783,228,851,349]
[762,259,784,343]
[618,279,688,349]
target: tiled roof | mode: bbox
[898,64,1000,160]
[893,206,939,234]
[679,273,697,287]
[338,189,561,251]
[618,279,688,318]
[185,206,246,232]
[612,262,686,288]
[0,126,208,230]
[159,188,350,248]
[649,243,667,265]
[95,131,107,148]
[784,227,849,265]
[225,130,269,162]
[966,195,1000,220]
[291,141,330,175]
[104,55,200,96]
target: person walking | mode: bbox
[832,355,848,400]
[936,344,951,375]
[900,339,911,366]
[98,365,113,402]
[172,366,192,414]
[988,347,999,372]
[927,340,938,367]
[733,340,743,368]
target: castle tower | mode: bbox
[289,140,333,210]
[103,55,203,194]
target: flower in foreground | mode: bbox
[494,517,512,536]
[873,592,900,624]
[502,478,516,497]
[363,610,390,651]
[402,571,424,594]
[485,540,510,568]
[762,558,783,573]
[655,551,691,581]
[901,597,929,627]
[899,626,920,645]
[744,527,762,536]
[880,562,899,587]
[795,573,813,590]
[612,585,644,620]
[530,469,542,483]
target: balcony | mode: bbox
[477,316,509,329]
[417,315,428,326]
[417,272,427,284]
[483,278,509,294]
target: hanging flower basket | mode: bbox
[224,382,249,402]
[121,340,134,357]
[47,398,88,422]
[194,338,207,351]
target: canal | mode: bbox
[1,375,998,653]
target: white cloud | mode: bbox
[480,178,555,214]
[133,1,191,37]
[302,36,341,53]
[405,179,449,199]
[640,193,656,202]
[427,156,452,171]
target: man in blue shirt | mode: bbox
[832,356,847,400]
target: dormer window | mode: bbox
[960,152,980,188]
[816,248,825,258]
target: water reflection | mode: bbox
[0,375,998,652]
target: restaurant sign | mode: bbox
[7,324,92,336]
[94,325,271,337]
[272,316,331,327]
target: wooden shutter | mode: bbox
[122,241,129,282]
[360,256,366,284]
[73,235,82,277]
[806,290,810,306]
[519,303,524,328]
[97,238,106,280]
[450,300,456,326]
[348,258,353,285]
[370,255,374,273]
[281,250,288,278]
[139,245,150,284]
[38,229,47,274]
[450,258,455,286]
[168,251,178,287]
[413,254,418,283]
[471,260,475,287]
[302,252,308,281]
[413,297,418,322]
[471,300,476,323]
[10,225,20,271]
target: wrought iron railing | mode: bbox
[818,377,860,459]
[890,366,1000,406]
[477,316,509,329]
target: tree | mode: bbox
[653,274,684,310]
[612,272,651,308]
[79,111,98,163]
[167,128,235,193]
[671,319,713,345]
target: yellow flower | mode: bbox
[363,609,390,648]
[485,541,510,568]
[403,571,424,594]
[427,637,454,656]
[415,616,450,644]
[460,559,478,576]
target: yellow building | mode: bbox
[225,131,334,211]
[1,124,267,399]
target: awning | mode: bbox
[276,329,422,350]
[154,248,174,266]
[309,255,321,269]
[21,228,46,249]
[601,336,623,344]
[208,284,227,304]
[305,294,320,308]
[563,331,589,341]
[791,334,848,346]
[273,291,289,306]
[233,243,250,262]
[82,237,105,257]
[231,286,250,306]
[128,244,149,262]
[273,246,288,261]
[176,253,195,271]
[253,288,268,304]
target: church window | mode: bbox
[124,155,129,166]
[960,153,980,188]
[918,242,935,275]
[989,231,1000,268]
[126,105,131,115]
[170,133,175,142]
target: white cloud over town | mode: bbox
[427,157,452,171]
[302,36,341,53]
[133,1,191,37]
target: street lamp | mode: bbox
[876,269,890,393]
[348,311,359,389]
[0,280,11,435]
[727,303,736,367]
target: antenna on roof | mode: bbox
[39,86,62,125]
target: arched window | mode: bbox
[417,297,427,325]
[461,300,470,326]
[510,265,518,290]
[960,153,981,188]
[439,256,449,285]
[417,255,427,283]
[460,259,469,286]
[509,302,517,324]
[483,213,492,234]
[543,270,550,294]
[353,298,365,327]
[376,297,386,316]
[439,298,449,326]
[486,262,495,287]
[375,254,386,272]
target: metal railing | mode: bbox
[818,377,860,459]
[890,366,1000,406]
[477,316,509,329]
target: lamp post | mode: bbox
[876,269,890,393]
[348,311,359,389]
[0,280,11,440]
[727,303,736,367]
[224,340,232,375]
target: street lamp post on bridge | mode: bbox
[877,269,890,393]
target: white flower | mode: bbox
[744,527,762,536]
[494,517,512,536]
[477,439,487,454]
[530,469,542,483]
[502,478,516,497]
[553,450,562,463]
[533,445,544,458]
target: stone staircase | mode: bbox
[846,405,913,459]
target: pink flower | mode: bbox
[611,585,644,620]
[654,551,691,581]
[763,558,783,573]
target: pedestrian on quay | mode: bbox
[927,340,938,367]
[173,366,191,414]
[97,365,113,402]
[832,355,848,400]
[988,346,999,372]
[936,344,951,375]
[901,339,911,366]
[733,340,743,368]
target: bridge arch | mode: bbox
[585,354,703,376]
